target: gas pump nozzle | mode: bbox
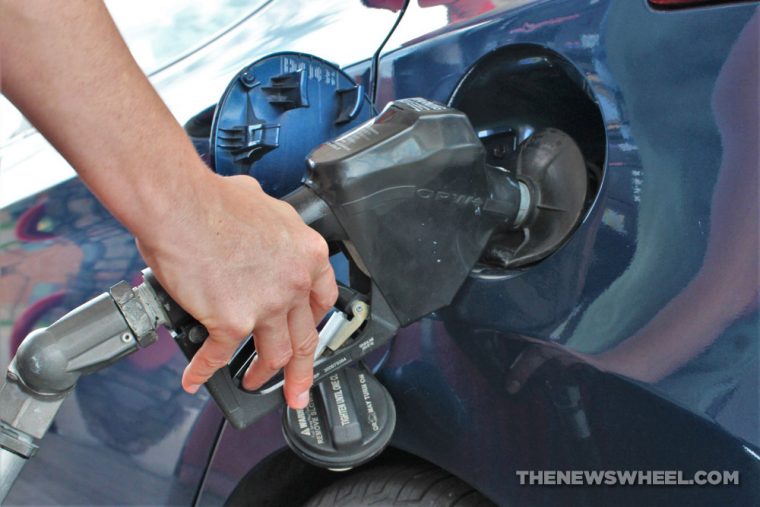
[0,98,548,498]
[143,98,529,430]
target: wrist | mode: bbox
[128,157,219,251]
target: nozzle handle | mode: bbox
[151,97,517,429]
[145,277,396,430]
[144,186,397,430]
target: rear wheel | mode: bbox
[304,463,495,507]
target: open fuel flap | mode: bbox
[450,44,605,271]
[209,53,401,468]
[0,50,600,498]
[211,52,374,197]
[205,51,594,468]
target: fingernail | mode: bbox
[187,384,201,394]
[294,390,310,408]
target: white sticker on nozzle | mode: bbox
[398,97,447,112]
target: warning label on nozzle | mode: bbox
[397,97,447,112]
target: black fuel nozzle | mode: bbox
[159,98,533,431]
[303,97,523,325]
[0,96,585,497]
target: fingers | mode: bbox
[309,261,338,324]
[283,303,320,409]
[182,334,240,394]
[242,316,292,392]
[180,228,336,403]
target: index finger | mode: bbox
[283,302,320,409]
[182,335,240,394]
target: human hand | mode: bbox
[137,171,337,409]
[0,0,336,410]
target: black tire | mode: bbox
[303,463,496,507]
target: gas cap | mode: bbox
[282,365,396,470]
[211,52,373,197]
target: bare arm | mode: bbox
[0,0,337,408]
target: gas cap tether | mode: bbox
[283,365,395,470]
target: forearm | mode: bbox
[1,0,336,408]
[0,0,210,244]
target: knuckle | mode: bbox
[315,284,338,310]
[325,284,339,307]
[258,300,284,317]
[264,350,292,371]
[210,320,253,342]
[307,234,330,262]
[289,268,312,294]
[278,199,298,215]
[226,325,253,341]
[197,354,228,372]
[235,174,262,192]
[226,320,255,340]
[288,373,313,389]
[293,330,319,356]
[274,302,293,317]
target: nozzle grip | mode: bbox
[150,277,397,430]
[170,329,283,429]
[142,274,288,430]
[142,187,394,430]
[281,185,346,241]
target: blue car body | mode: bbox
[1,0,757,505]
